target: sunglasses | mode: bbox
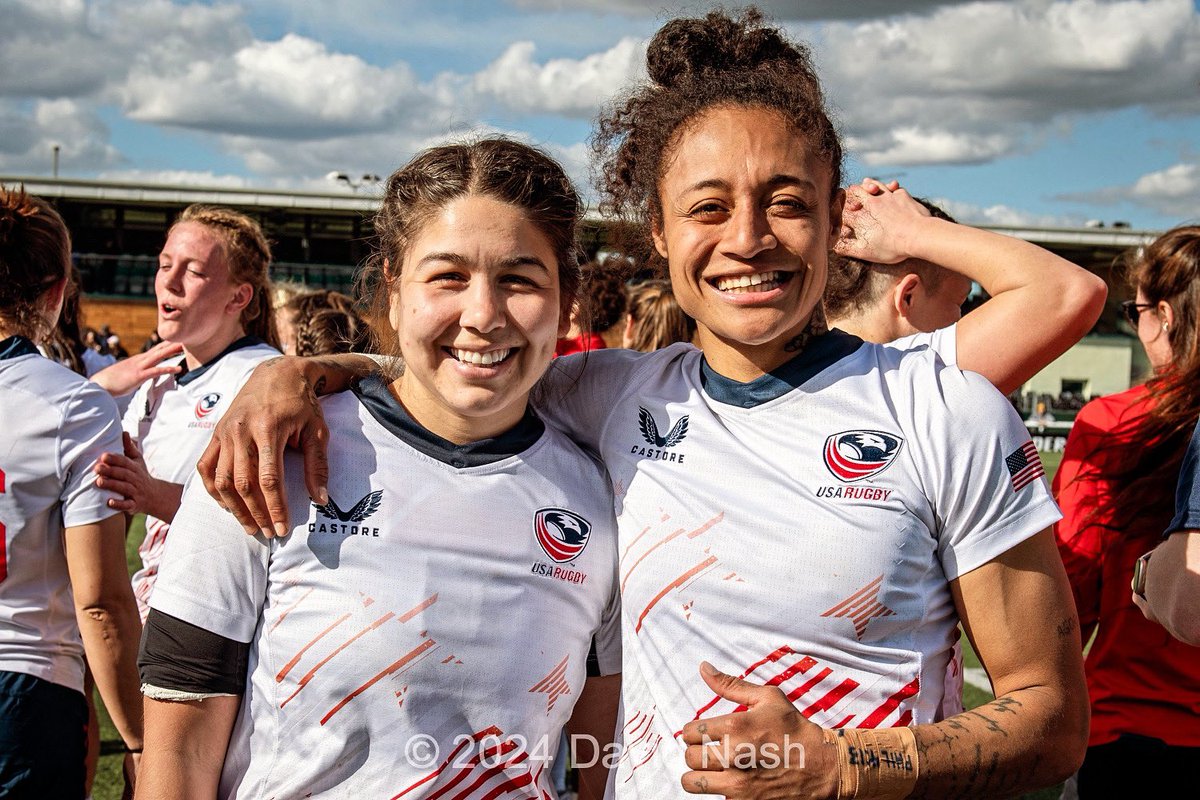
[1121,300,1155,327]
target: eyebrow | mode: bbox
[417,252,551,273]
[680,174,819,194]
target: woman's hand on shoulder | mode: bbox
[90,339,183,396]
[197,356,331,539]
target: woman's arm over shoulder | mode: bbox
[535,344,689,452]
[195,353,380,539]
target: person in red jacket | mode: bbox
[1054,224,1200,797]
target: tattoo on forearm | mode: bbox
[1056,616,1078,638]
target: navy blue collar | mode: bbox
[0,335,41,362]
[352,374,545,469]
[700,329,864,408]
[176,336,265,386]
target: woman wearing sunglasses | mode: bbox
[1053,224,1200,797]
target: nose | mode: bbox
[722,204,777,259]
[157,260,185,295]
[460,279,505,334]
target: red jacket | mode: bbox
[1053,385,1200,747]
[554,333,606,358]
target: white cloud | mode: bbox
[507,0,970,21]
[1060,162,1200,220]
[820,0,1200,166]
[0,99,123,173]
[932,197,1083,228]
[118,34,432,138]
[473,37,646,117]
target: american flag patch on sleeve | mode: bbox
[1005,441,1045,492]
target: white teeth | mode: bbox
[714,272,783,292]
[451,348,511,366]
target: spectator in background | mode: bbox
[270,279,309,354]
[555,257,627,355]
[141,329,162,353]
[277,289,362,356]
[1054,224,1200,797]
[621,279,694,352]
[106,334,129,360]
[1027,399,1056,429]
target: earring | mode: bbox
[1163,323,1170,332]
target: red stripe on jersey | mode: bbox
[731,657,820,713]
[269,586,315,633]
[620,525,653,562]
[621,512,723,591]
[321,638,436,725]
[860,676,920,728]
[635,556,718,633]
[677,648,799,734]
[833,714,856,729]
[276,612,350,682]
[784,667,833,704]
[447,751,530,800]
[390,728,505,800]
[800,678,859,718]
[281,611,395,708]
[398,593,439,623]
[893,709,914,727]
[621,528,686,591]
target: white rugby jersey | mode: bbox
[539,329,1059,799]
[150,375,621,799]
[0,336,122,693]
[123,336,278,619]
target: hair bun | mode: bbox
[646,7,811,89]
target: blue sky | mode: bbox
[3,0,1198,230]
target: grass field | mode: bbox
[91,451,1069,799]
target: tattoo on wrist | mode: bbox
[313,375,327,396]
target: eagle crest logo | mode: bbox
[534,507,593,563]
[823,431,904,483]
[638,406,689,448]
[312,491,384,522]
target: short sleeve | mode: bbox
[535,347,669,452]
[121,379,149,441]
[889,323,958,367]
[58,380,123,528]
[907,362,1062,580]
[148,475,271,642]
[588,575,622,678]
[1166,417,1200,536]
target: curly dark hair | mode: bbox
[359,138,583,365]
[577,256,629,333]
[591,7,842,274]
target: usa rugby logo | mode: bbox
[534,508,592,563]
[823,430,904,483]
[194,392,222,419]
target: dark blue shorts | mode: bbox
[0,670,87,799]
